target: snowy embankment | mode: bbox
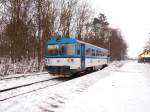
[0,72,54,90]
[0,58,45,76]
[63,61,150,112]
[0,60,125,112]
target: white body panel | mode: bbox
[45,58,81,69]
[85,57,108,68]
[45,56,108,70]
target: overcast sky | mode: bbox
[91,0,150,58]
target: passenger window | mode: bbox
[104,51,108,56]
[92,49,95,56]
[96,50,99,56]
[99,51,102,56]
[77,44,80,55]
[86,48,90,56]
[60,44,75,55]
[101,51,104,56]
[47,45,59,56]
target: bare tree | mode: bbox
[0,0,33,62]
[76,0,92,40]
[58,0,79,36]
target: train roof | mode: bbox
[47,37,108,52]
[77,40,108,51]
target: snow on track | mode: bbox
[0,72,57,90]
[0,78,64,102]
[0,72,48,80]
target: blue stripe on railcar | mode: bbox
[47,37,77,45]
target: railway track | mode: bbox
[0,72,48,81]
[0,77,60,93]
[0,67,107,102]
[0,77,67,102]
[0,72,58,91]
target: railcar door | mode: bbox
[81,44,85,69]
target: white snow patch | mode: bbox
[63,61,150,112]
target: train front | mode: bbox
[45,37,80,77]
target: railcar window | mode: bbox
[99,51,101,56]
[97,50,103,56]
[86,48,90,56]
[101,51,107,56]
[77,44,80,55]
[92,49,95,56]
[100,51,104,56]
[104,51,108,56]
[96,50,99,56]
[101,51,104,56]
[47,45,59,56]
[60,44,75,55]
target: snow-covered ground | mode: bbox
[0,60,150,112]
[63,61,150,112]
[0,72,55,90]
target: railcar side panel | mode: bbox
[45,58,81,69]
[85,58,108,68]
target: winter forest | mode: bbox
[0,0,127,75]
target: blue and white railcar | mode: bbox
[45,36,109,77]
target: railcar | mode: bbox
[45,35,109,77]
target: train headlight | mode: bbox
[67,59,70,62]
[46,59,51,63]
[67,58,74,62]
[71,59,74,62]
[45,59,48,63]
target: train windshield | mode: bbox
[47,44,75,56]
[47,45,59,56]
[60,44,75,55]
